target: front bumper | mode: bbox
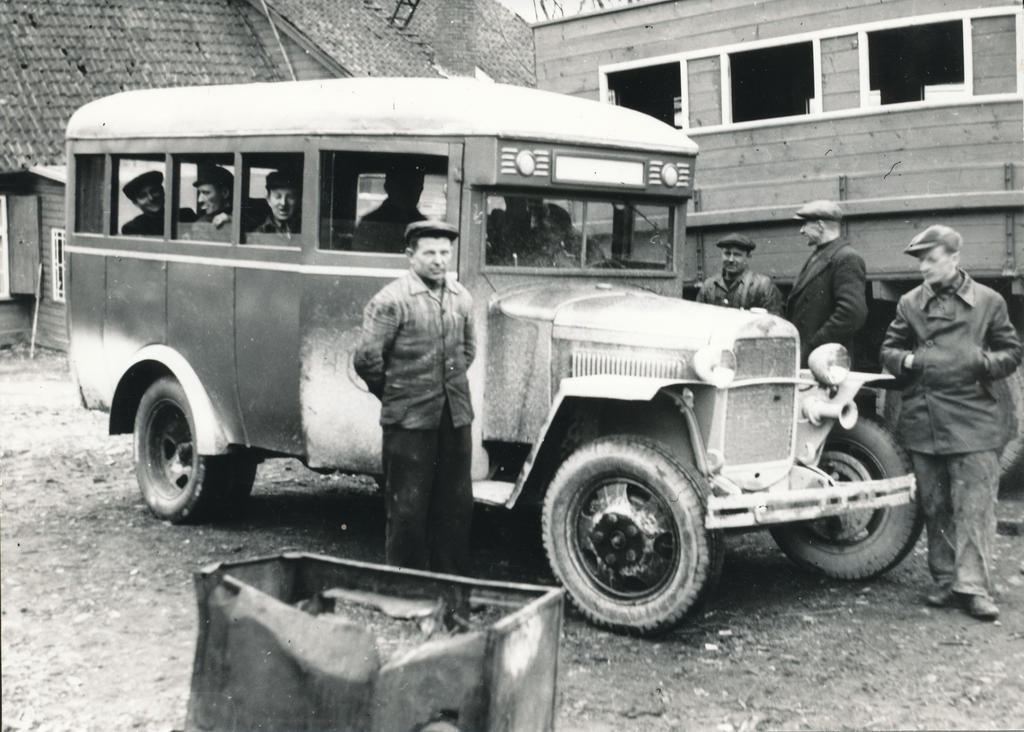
[705,473,916,530]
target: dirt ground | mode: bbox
[2,345,1023,732]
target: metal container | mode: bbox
[185,552,563,732]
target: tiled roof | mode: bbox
[409,0,536,86]
[0,0,537,172]
[0,0,288,170]
[266,0,439,78]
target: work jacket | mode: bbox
[354,271,476,429]
[881,271,1022,454]
[696,269,784,315]
[786,238,868,364]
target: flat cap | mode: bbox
[265,169,300,190]
[405,219,459,244]
[122,170,163,200]
[904,224,962,256]
[715,233,755,252]
[193,164,233,189]
[793,199,844,221]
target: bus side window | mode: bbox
[319,151,447,253]
[115,155,166,237]
[74,154,104,234]
[173,155,234,243]
[242,153,303,245]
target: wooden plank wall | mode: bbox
[974,15,1018,95]
[35,177,68,350]
[534,0,1017,98]
[821,35,859,112]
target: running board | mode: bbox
[473,480,516,506]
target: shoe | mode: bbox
[925,588,958,608]
[966,595,999,621]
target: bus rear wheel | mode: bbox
[134,377,253,523]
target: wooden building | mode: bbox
[0,0,534,349]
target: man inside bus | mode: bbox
[192,164,233,229]
[351,162,427,253]
[122,170,183,236]
[353,220,475,585]
[250,169,301,236]
[696,233,783,315]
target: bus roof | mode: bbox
[65,77,698,155]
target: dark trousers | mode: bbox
[911,450,1000,599]
[381,401,473,574]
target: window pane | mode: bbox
[730,42,814,123]
[174,155,234,243]
[485,194,673,271]
[242,153,303,245]
[74,154,104,233]
[115,155,165,237]
[320,152,448,252]
[868,21,964,105]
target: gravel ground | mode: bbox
[2,345,1023,731]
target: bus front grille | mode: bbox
[723,384,794,464]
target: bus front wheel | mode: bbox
[134,377,251,523]
[541,435,722,635]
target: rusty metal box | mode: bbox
[185,552,563,731]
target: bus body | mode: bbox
[66,78,919,633]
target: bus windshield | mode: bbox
[484,193,674,271]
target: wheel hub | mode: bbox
[576,480,678,597]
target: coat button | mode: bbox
[926,339,935,347]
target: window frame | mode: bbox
[0,195,9,300]
[51,227,66,303]
[597,6,1019,132]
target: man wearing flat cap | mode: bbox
[122,170,170,236]
[882,225,1021,621]
[695,233,783,315]
[354,219,476,577]
[193,164,233,228]
[786,200,868,365]
[251,169,301,236]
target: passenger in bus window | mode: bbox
[251,169,301,236]
[493,197,579,267]
[192,164,233,229]
[122,171,192,236]
[351,163,426,253]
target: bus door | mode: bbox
[300,143,462,473]
[233,151,307,454]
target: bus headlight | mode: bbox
[808,343,851,386]
[659,163,679,187]
[514,150,537,176]
[693,346,736,388]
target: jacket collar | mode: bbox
[404,270,461,297]
[917,269,975,309]
[790,238,847,297]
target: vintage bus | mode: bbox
[66,78,920,633]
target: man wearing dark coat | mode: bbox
[881,224,1022,621]
[696,233,783,315]
[786,200,868,365]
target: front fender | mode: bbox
[112,345,232,455]
[504,375,707,508]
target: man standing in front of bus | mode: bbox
[786,200,868,365]
[354,220,476,580]
[695,233,783,315]
[881,225,1021,621]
